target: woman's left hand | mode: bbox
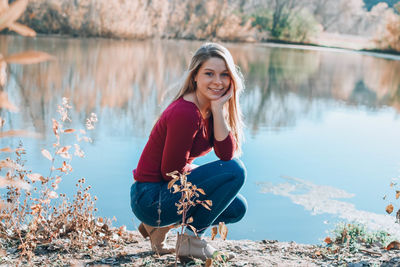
[210,85,233,114]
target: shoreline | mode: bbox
[5,32,400,61]
[2,229,400,266]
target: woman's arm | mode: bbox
[160,107,200,180]
[211,86,236,160]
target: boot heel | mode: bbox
[138,223,149,238]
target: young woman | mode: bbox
[130,43,247,262]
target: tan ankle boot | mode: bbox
[176,233,217,263]
[138,223,175,255]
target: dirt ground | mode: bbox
[2,229,400,267]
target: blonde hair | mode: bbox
[173,43,245,155]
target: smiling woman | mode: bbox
[130,43,247,263]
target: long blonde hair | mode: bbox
[173,43,245,155]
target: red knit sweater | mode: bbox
[133,97,236,182]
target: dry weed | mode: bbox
[166,170,229,266]
[0,98,129,263]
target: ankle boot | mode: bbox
[138,223,175,255]
[176,233,217,263]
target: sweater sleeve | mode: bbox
[160,107,200,181]
[213,131,236,161]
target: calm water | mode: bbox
[2,35,400,244]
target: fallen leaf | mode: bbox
[187,217,193,224]
[64,129,75,133]
[211,226,218,240]
[324,237,332,244]
[41,149,53,161]
[5,50,54,64]
[205,258,213,267]
[386,204,394,214]
[386,241,400,250]
[396,191,400,200]
[218,222,228,240]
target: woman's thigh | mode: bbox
[131,158,246,226]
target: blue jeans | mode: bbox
[130,158,247,233]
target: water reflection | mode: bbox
[2,35,400,138]
[2,35,400,243]
[258,176,400,239]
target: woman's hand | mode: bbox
[211,84,233,141]
[210,84,233,114]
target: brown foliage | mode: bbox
[374,8,400,52]
[0,98,122,261]
[17,0,257,42]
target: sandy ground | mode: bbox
[2,230,400,266]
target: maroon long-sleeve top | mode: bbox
[133,97,236,182]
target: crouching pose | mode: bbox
[130,42,247,262]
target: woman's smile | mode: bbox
[208,87,225,93]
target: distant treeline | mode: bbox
[9,0,400,52]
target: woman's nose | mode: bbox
[213,76,222,85]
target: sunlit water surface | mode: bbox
[2,35,400,243]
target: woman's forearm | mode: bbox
[212,108,230,141]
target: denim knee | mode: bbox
[226,158,246,187]
[231,194,248,223]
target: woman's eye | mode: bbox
[205,72,213,76]
[221,73,230,77]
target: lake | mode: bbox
[2,35,400,244]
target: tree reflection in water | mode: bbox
[2,35,400,140]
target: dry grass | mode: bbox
[0,98,123,261]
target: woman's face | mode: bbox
[194,57,231,102]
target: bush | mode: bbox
[250,8,320,42]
